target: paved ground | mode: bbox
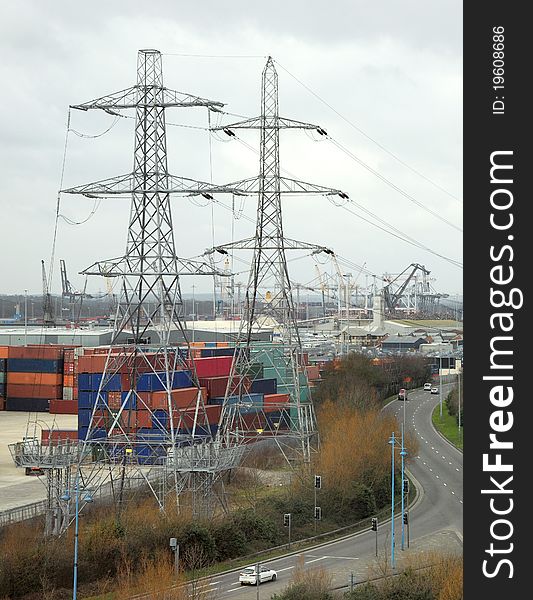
[0,411,77,511]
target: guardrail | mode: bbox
[0,500,48,528]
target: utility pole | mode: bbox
[388,432,396,569]
[24,289,28,346]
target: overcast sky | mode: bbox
[0,1,462,299]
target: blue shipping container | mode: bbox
[137,370,193,392]
[91,373,122,392]
[7,358,63,373]
[78,373,92,391]
[250,378,277,395]
[78,391,108,410]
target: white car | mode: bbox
[239,566,277,585]
[431,386,439,394]
[423,383,432,391]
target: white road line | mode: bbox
[306,557,326,564]
[277,566,295,573]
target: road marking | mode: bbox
[324,555,360,560]
[306,557,326,564]
[277,566,295,573]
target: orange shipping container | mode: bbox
[0,346,9,359]
[64,374,75,387]
[7,372,63,386]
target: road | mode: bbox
[182,385,463,598]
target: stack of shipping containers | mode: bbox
[4,346,64,412]
[0,346,7,411]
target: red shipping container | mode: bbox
[189,356,233,378]
[7,383,63,399]
[198,376,249,398]
[50,399,78,414]
[264,393,290,406]
[151,387,206,410]
[41,429,78,445]
[9,346,64,360]
[173,404,221,428]
[134,409,152,429]
[305,365,320,380]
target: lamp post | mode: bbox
[439,357,443,418]
[400,427,408,551]
[24,290,28,346]
[61,476,93,600]
[388,432,396,569]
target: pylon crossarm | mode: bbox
[80,256,228,277]
[212,115,321,131]
[62,173,241,197]
[71,86,224,111]
[205,237,332,254]
[212,175,347,196]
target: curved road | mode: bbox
[182,385,463,598]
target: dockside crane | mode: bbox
[382,263,430,312]
[41,260,55,326]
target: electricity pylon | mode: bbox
[205,57,348,464]
[62,49,240,519]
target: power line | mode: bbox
[327,136,462,233]
[273,59,462,204]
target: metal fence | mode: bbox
[0,499,48,528]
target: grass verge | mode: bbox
[432,403,463,451]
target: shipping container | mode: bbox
[7,384,63,399]
[6,397,49,412]
[50,399,78,414]
[190,356,233,378]
[249,378,277,395]
[150,386,206,410]
[8,346,64,360]
[7,358,63,373]
[137,370,193,392]
[41,429,78,445]
[7,372,63,386]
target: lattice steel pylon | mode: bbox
[205,57,347,464]
[61,49,242,519]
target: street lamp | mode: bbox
[439,356,443,418]
[61,477,94,600]
[388,432,396,569]
[24,290,28,346]
[400,428,408,551]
